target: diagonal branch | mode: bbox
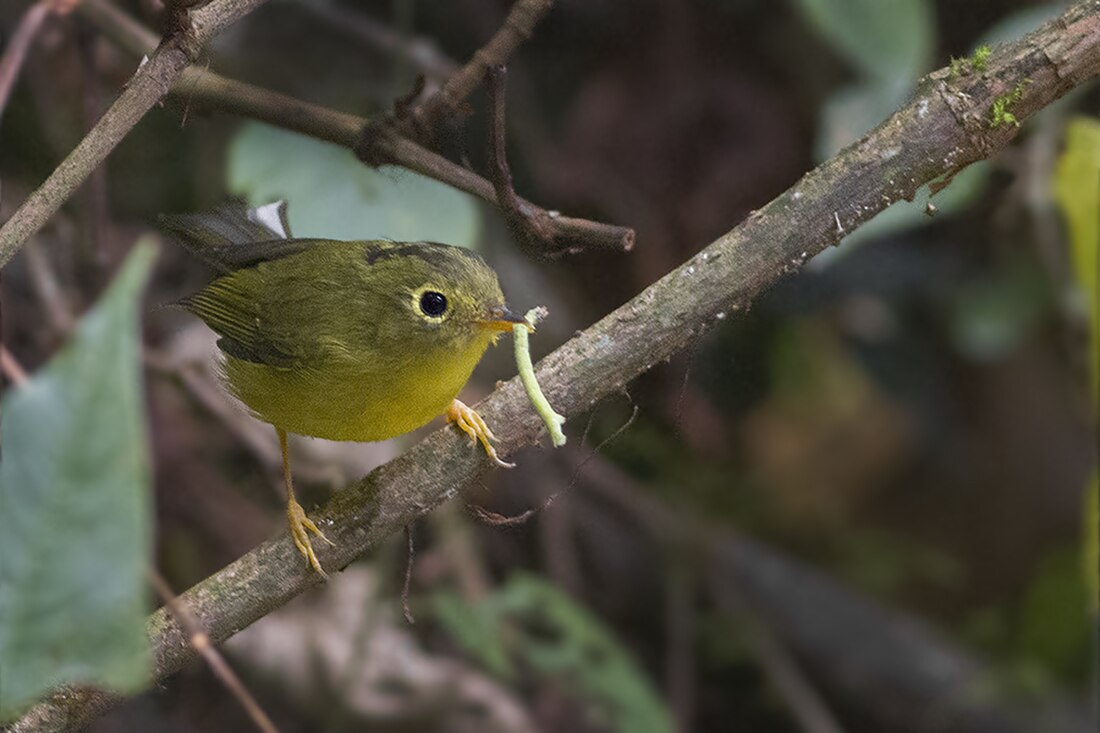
[9,2,1100,731]
[75,0,634,256]
[0,0,273,269]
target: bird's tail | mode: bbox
[158,199,292,273]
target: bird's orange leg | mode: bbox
[278,427,335,577]
[447,399,514,468]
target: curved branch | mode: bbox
[0,0,273,269]
[76,0,634,256]
[9,2,1100,731]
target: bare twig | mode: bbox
[0,0,273,268]
[74,0,634,256]
[0,3,51,118]
[303,0,458,86]
[486,65,623,256]
[711,583,846,733]
[393,0,554,142]
[149,570,279,733]
[401,524,416,625]
[0,0,79,120]
[24,243,75,334]
[664,563,697,732]
[10,4,1100,730]
[0,345,29,387]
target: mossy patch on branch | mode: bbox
[989,80,1031,128]
[949,44,992,79]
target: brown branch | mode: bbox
[9,3,1100,731]
[75,0,634,256]
[0,0,273,269]
[148,571,279,733]
[393,0,554,142]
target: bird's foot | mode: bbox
[447,398,514,468]
[287,498,335,577]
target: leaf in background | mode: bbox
[428,591,516,681]
[432,573,674,733]
[227,122,481,248]
[0,242,156,721]
[792,0,933,82]
[815,77,912,161]
[1014,545,1090,680]
[1052,116,1100,618]
[976,3,1067,47]
[948,257,1052,362]
[1053,116,1100,391]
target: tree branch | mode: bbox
[75,0,634,256]
[10,2,1100,730]
[0,0,273,269]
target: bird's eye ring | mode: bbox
[419,290,448,317]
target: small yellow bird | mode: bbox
[162,201,524,576]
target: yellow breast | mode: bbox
[224,337,492,442]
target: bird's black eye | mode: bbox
[419,291,448,317]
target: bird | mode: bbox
[161,201,525,575]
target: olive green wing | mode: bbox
[179,242,388,369]
[178,271,306,367]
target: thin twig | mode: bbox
[394,0,554,142]
[149,570,280,733]
[486,65,577,256]
[0,0,78,120]
[0,0,274,268]
[10,5,1100,730]
[402,524,416,624]
[468,400,637,526]
[24,242,75,335]
[303,0,458,85]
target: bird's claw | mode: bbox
[447,399,514,468]
[287,499,334,578]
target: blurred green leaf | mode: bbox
[0,242,156,721]
[227,122,481,248]
[977,4,1067,48]
[948,259,1052,361]
[1053,116,1100,390]
[432,573,674,733]
[428,591,516,680]
[815,77,911,160]
[792,0,933,82]
[1053,116,1100,620]
[1015,545,1089,681]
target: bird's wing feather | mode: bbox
[158,200,345,273]
[180,273,305,368]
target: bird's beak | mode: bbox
[480,305,529,332]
